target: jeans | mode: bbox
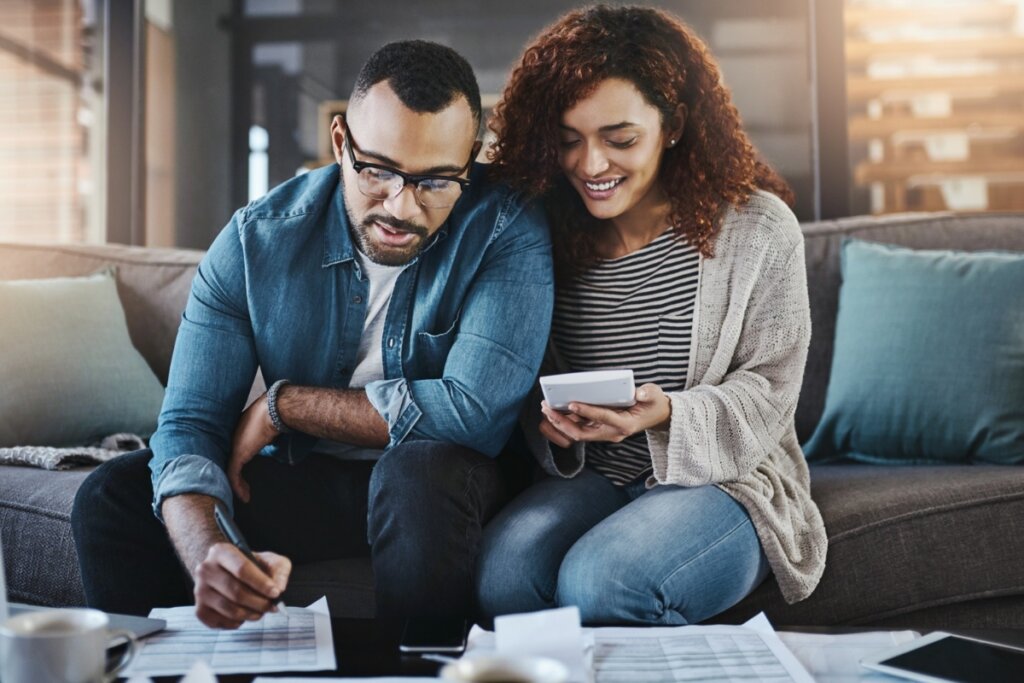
[72,440,506,619]
[476,467,770,625]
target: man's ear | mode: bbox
[470,139,483,165]
[330,115,346,165]
[665,103,687,149]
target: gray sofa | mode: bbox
[1,211,1022,628]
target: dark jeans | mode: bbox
[71,440,514,620]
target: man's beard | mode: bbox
[350,213,429,266]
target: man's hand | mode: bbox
[193,543,291,629]
[162,494,292,629]
[229,392,279,503]
[539,383,671,444]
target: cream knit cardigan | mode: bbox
[523,190,828,604]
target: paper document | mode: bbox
[468,611,811,683]
[591,624,813,683]
[776,630,918,683]
[123,596,335,677]
[495,606,591,682]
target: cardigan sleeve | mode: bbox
[645,236,810,486]
[518,340,586,478]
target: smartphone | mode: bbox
[398,617,469,654]
[861,631,1024,683]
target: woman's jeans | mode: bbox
[476,467,770,625]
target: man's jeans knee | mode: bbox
[368,441,503,619]
[72,449,193,614]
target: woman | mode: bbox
[476,5,827,625]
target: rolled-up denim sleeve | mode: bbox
[148,210,258,521]
[152,454,235,519]
[366,201,554,457]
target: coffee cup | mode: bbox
[439,654,570,683]
[0,608,136,683]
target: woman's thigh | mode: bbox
[556,484,769,625]
[476,468,627,619]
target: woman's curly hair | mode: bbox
[488,4,793,278]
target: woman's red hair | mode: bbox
[488,5,794,278]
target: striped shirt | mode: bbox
[551,229,700,484]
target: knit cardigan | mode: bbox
[522,190,828,604]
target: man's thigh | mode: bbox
[233,454,374,564]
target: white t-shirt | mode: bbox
[313,248,407,460]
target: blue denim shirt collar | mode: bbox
[322,168,450,271]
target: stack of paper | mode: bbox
[122,597,335,678]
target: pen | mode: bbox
[213,503,286,614]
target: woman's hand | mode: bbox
[540,383,671,444]
[228,393,279,504]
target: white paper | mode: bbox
[253,679,434,682]
[939,178,989,210]
[590,613,814,683]
[777,630,918,683]
[495,606,591,683]
[180,660,217,683]
[924,133,970,161]
[123,596,335,677]
[911,93,952,118]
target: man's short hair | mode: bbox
[350,40,482,128]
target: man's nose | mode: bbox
[382,182,421,222]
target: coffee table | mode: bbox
[128,619,1024,682]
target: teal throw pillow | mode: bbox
[803,239,1024,464]
[0,269,165,447]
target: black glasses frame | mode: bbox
[342,118,472,204]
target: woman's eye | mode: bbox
[559,139,581,148]
[608,137,638,149]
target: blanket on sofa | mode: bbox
[0,433,146,470]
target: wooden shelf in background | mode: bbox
[849,111,1024,138]
[846,36,1024,62]
[854,157,1024,184]
[847,72,1024,101]
[845,3,1017,28]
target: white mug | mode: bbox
[0,608,136,683]
[440,654,570,683]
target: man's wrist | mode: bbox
[267,379,292,434]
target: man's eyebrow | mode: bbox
[558,121,640,133]
[358,147,465,176]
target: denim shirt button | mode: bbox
[352,295,362,304]
[387,338,395,348]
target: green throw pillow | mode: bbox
[0,269,165,447]
[803,239,1024,465]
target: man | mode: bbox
[71,41,553,628]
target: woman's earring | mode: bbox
[668,139,676,147]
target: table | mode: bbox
[135,619,1024,682]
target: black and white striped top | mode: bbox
[551,229,700,485]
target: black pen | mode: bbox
[213,503,287,614]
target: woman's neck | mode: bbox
[599,188,673,259]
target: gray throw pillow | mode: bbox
[0,269,165,447]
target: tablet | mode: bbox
[539,370,636,412]
[861,631,1024,683]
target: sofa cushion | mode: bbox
[796,213,1024,443]
[0,271,166,447]
[715,464,1024,627]
[803,239,1024,464]
[0,465,91,606]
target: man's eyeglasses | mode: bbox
[342,118,473,209]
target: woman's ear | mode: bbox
[665,103,687,149]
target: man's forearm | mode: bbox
[276,385,389,447]
[162,493,226,578]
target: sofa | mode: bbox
[1,210,1022,629]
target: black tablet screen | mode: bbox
[882,636,1024,683]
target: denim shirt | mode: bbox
[148,163,553,519]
